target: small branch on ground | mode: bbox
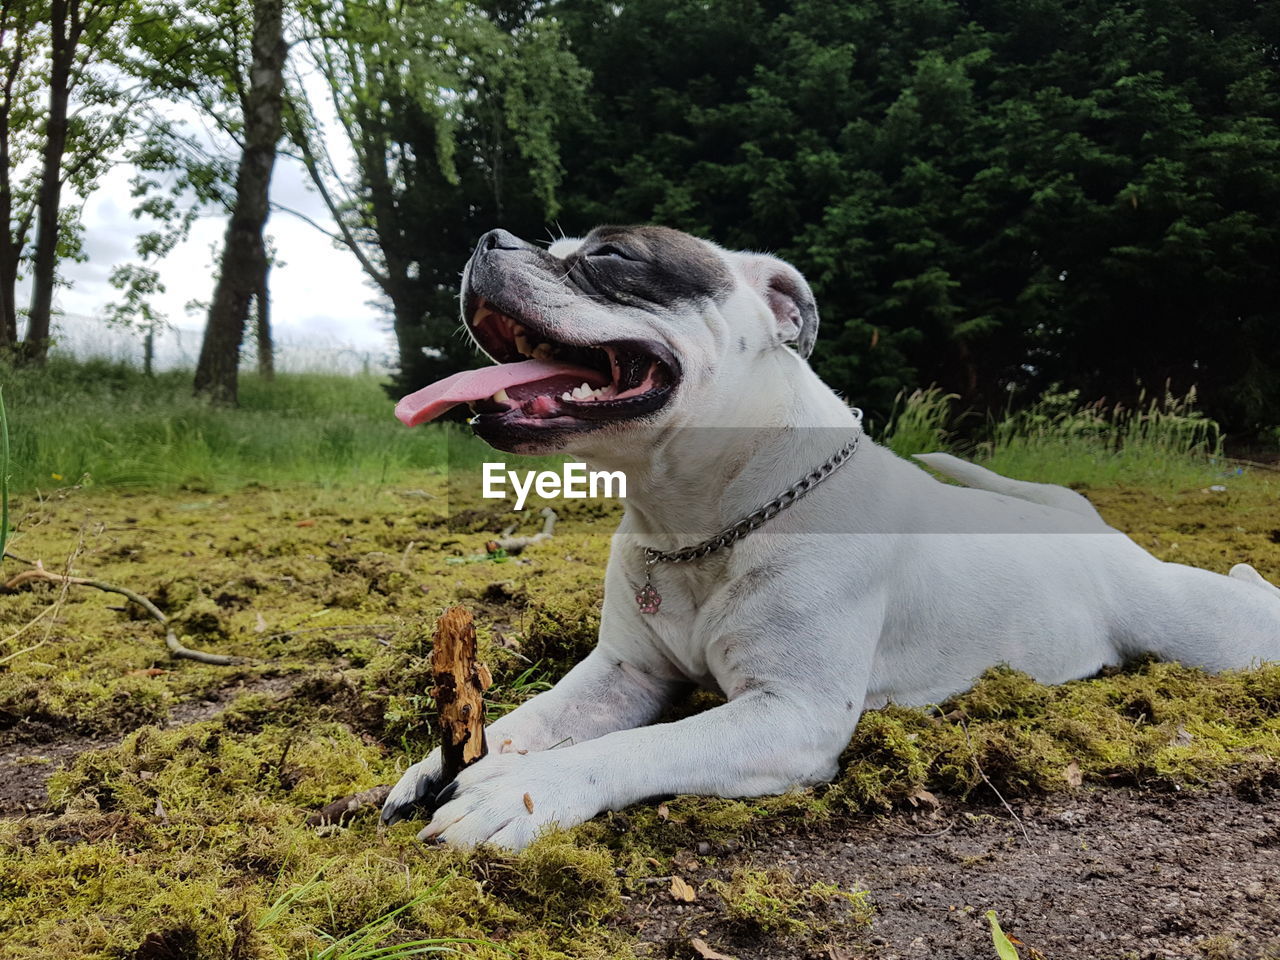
[487,507,557,555]
[960,718,1032,845]
[1,551,246,666]
[306,784,392,827]
[432,605,492,785]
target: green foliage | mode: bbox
[987,910,1021,960]
[1,0,152,351]
[293,0,588,395]
[554,0,1280,436]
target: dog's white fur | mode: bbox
[384,232,1280,849]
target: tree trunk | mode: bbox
[24,0,75,363]
[0,183,26,351]
[193,0,285,404]
[390,292,425,380]
[255,239,273,379]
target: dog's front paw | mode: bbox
[420,752,597,851]
[382,748,446,826]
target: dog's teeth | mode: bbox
[512,323,526,335]
[492,389,510,404]
[514,333,532,356]
[533,343,554,360]
[561,391,574,401]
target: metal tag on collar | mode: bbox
[635,555,662,614]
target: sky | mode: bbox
[15,95,399,366]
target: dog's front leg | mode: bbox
[382,647,679,825]
[421,682,863,850]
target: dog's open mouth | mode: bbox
[395,298,680,431]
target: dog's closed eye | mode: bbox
[589,244,634,260]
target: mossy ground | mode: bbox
[1,466,1278,958]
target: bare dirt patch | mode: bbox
[623,789,1280,960]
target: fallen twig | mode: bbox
[306,783,392,827]
[486,507,557,555]
[2,551,245,666]
[960,719,1032,845]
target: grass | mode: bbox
[880,386,958,460]
[983,385,1226,489]
[259,874,496,959]
[1,385,9,559]
[1,357,464,493]
[6,358,1265,499]
[883,383,1238,490]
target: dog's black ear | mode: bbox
[743,255,820,358]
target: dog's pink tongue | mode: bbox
[395,359,606,427]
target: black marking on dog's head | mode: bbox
[560,225,733,311]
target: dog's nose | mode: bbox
[478,228,528,253]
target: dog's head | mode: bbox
[395,225,819,454]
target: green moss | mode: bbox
[709,867,808,935]
[6,704,637,960]
[508,831,622,923]
[3,471,1280,958]
[826,660,1280,807]
[707,867,870,939]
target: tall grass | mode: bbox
[2,357,1236,495]
[882,386,959,459]
[1,356,473,493]
[983,386,1224,488]
[883,384,1227,488]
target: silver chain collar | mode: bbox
[634,412,864,613]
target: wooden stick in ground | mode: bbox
[432,606,492,785]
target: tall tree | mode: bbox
[192,0,286,403]
[0,0,36,350]
[25,0,135,362]
[294,0,585,393]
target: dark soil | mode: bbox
[0,673,297,817]
[625,790,1280,960]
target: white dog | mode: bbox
[383,225,1280,849]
